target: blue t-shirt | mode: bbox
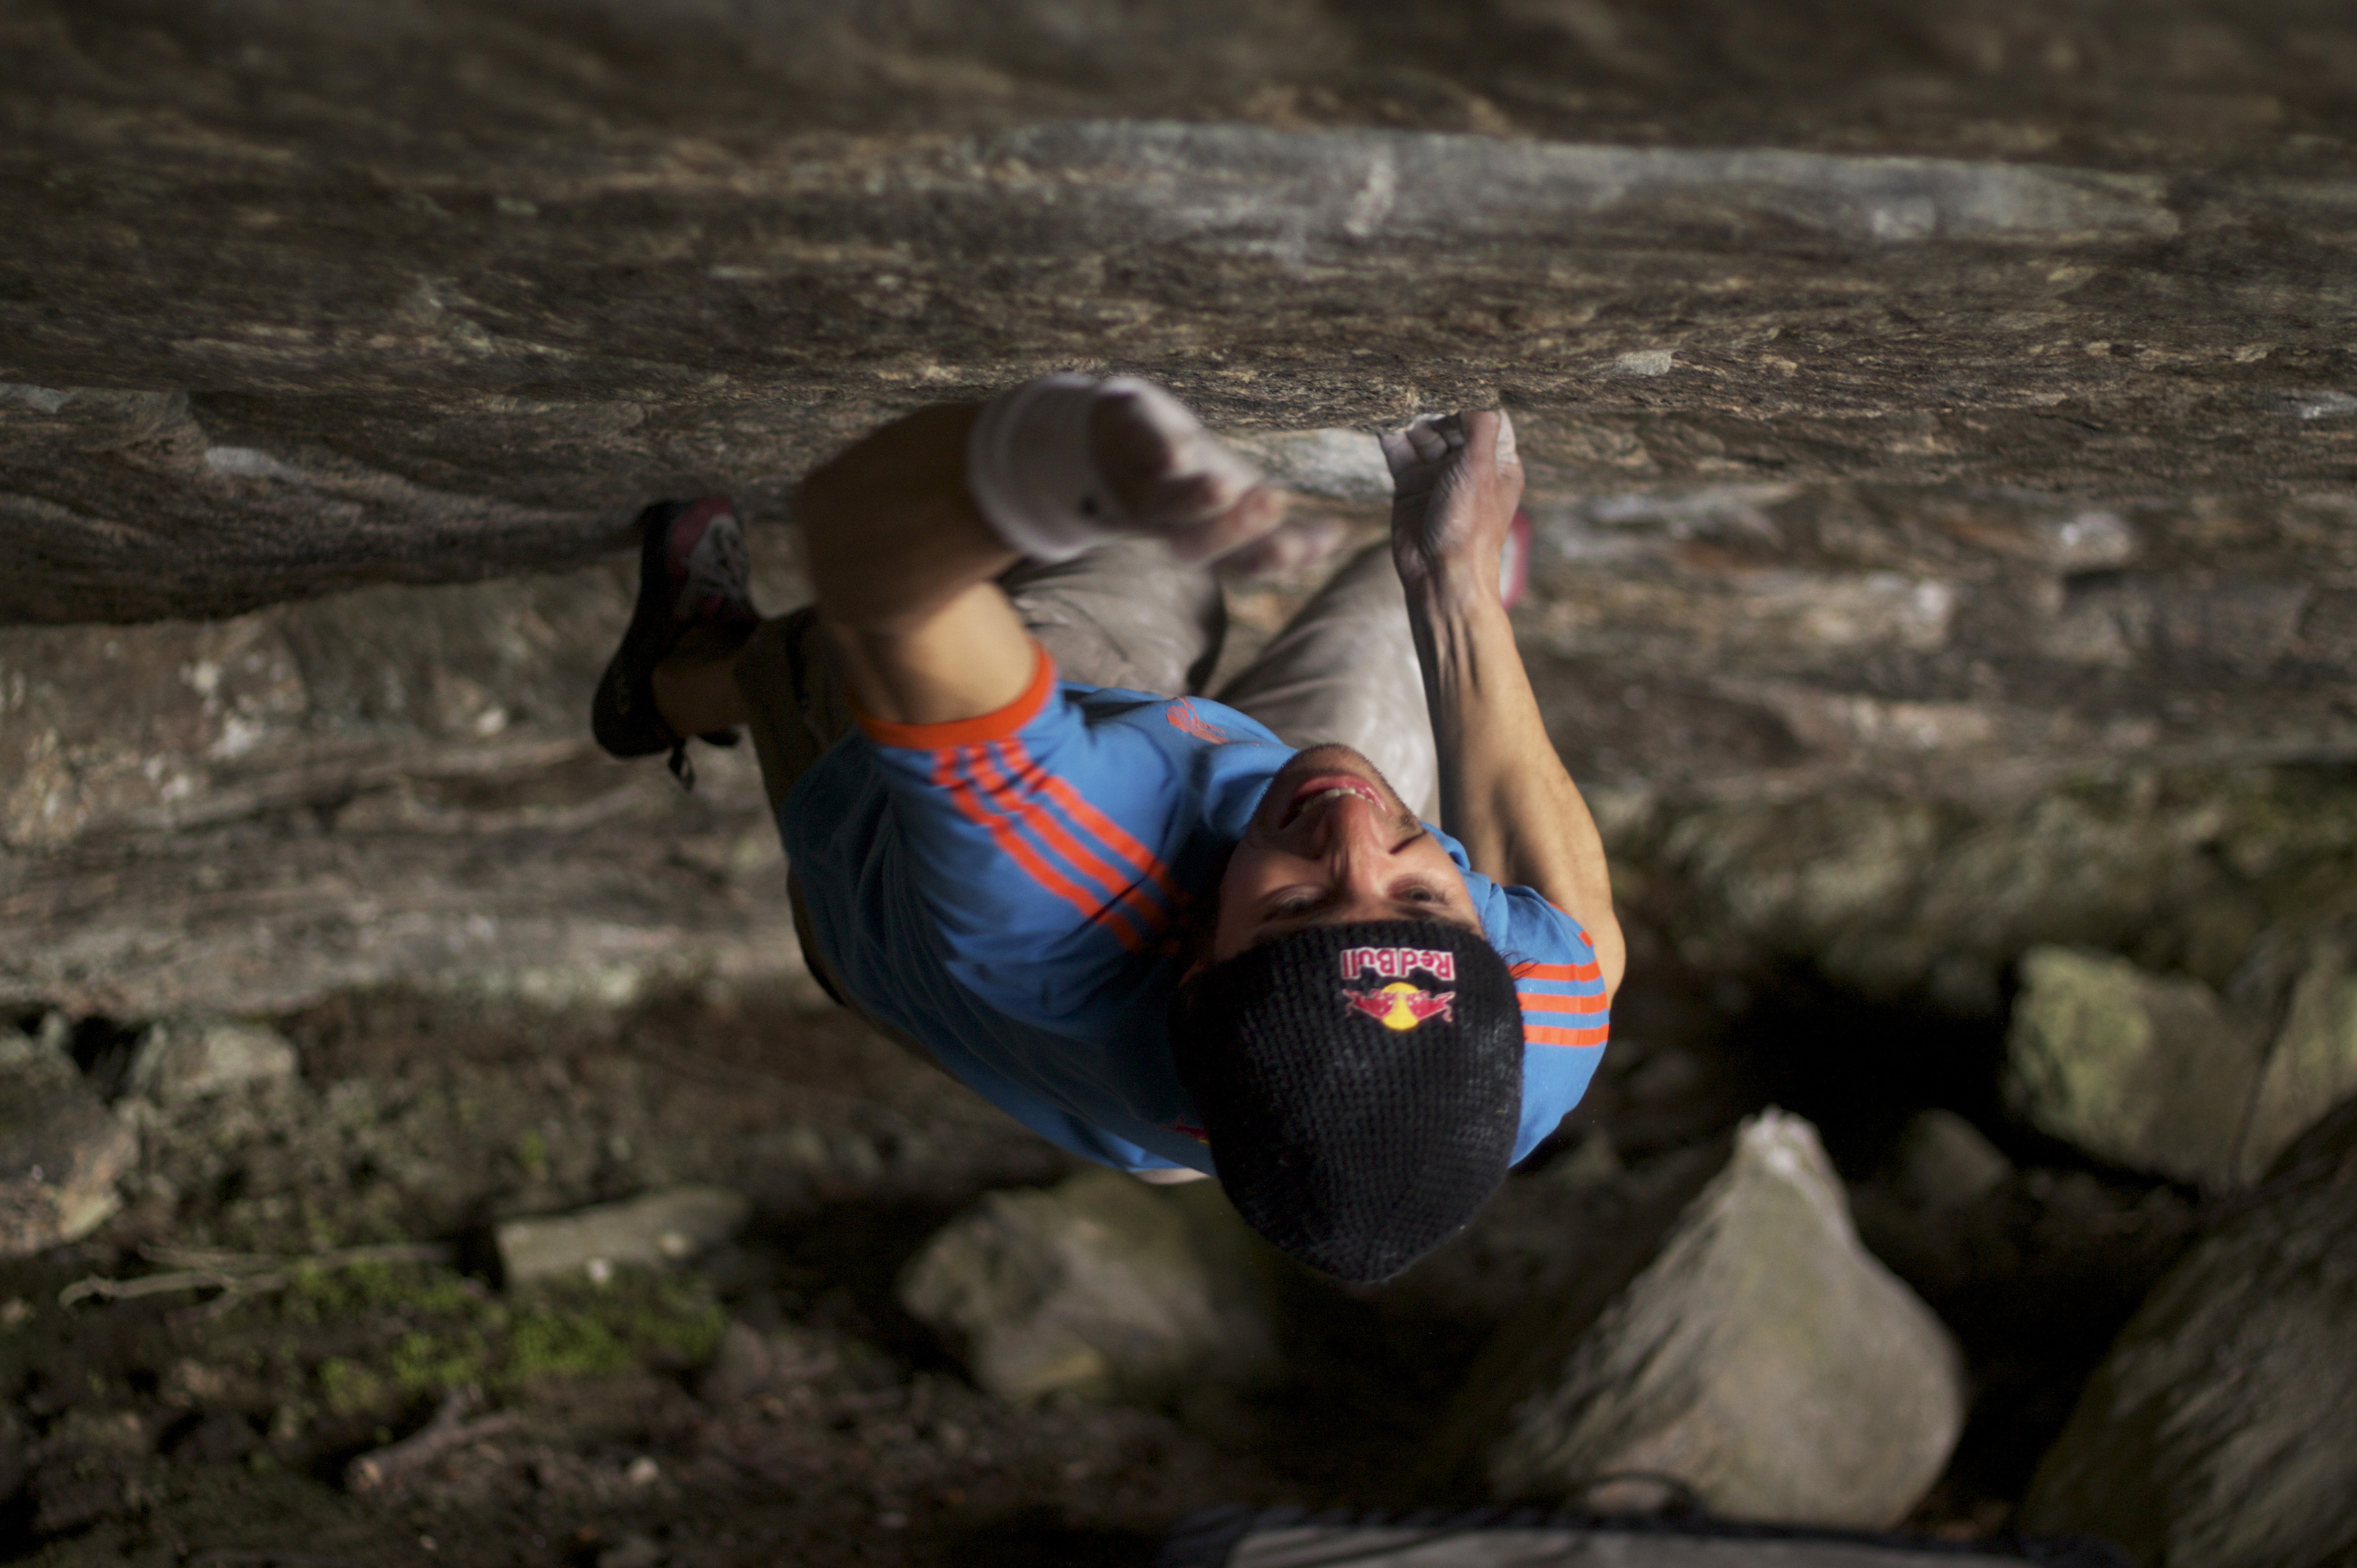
[780,649,1609,1175]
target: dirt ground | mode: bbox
[0,928,2205,1568]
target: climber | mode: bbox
[589,377,1623,1283]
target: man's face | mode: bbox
[1211,744,1482,963]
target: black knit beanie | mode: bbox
[1168,919,1523,1284]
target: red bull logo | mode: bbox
[1338,947,1456,1031]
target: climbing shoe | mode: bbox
[591,496,758,788]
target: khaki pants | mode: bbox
[736,538,1438,1006]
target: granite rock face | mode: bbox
[1447,1111,1964,1527]
[2019,1102,2357,1568]
[9,0,2357,633]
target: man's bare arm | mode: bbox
[798,394,1283,727]
[798,404,1037,727]
[1387,411,1627,999]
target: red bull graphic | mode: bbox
[1338,947,1457,1031]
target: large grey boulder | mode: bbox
[2018,1097,2357,1568]
[1446,1111,1963,1528]
[2004,946,2263,1187]
[0,1030,136,1259]
[898,1168,1281,1407]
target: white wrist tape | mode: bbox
[965,373,1261,562]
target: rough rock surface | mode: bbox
[898,1168,1282,1408]
[2004,945,2261,1186]
[124,1017,298,1105]
[2018,1100,2357,1568]
[496,1185,752,1285]
[0,1034,136,1259]
[1446,1110,1963,1527]
[1,557,816,1017]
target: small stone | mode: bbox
[496,1186,750,1284]
[625,1455,659,1486]
[1890,1110,2012,1209]
[898,1168,1281,1406]
[697,1322,774,1405]
[126,1017,298,1105]
[598,1534,665,1568]
[0,1056,136,1259]
[1448,1110,1964,1529]
[2004,946,2264,1187]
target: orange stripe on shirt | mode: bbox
[933,751,1142,950]
[856,643,1056,750]
[1515,959,1603,984]
[1524,1022,1609,1048]
[1003,741,1179,900]
[1519,991,1609,1017]
[966,746,1160,942]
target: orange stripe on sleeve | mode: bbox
[1524,1022,1609,1048]
[1519,991,1609,1017]
[856,643,1056,750]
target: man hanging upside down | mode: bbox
[591,377,1623,1284]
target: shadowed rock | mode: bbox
[2020,1098,2357,1567]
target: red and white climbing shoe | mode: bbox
[591,496,758,789]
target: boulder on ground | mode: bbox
[2004,946,2263,1187]
[897,1167,1281,1407]
[2019,1094,2357,1568]
[2237,933,2357,1183]
[1889,1109,2013,1209]
[1444,1110,1964,1529]
[126,1017,299,1105]
[0,1034,135,1259]
[496,1186,750,1285]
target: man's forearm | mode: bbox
[1407,571,1627,997]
